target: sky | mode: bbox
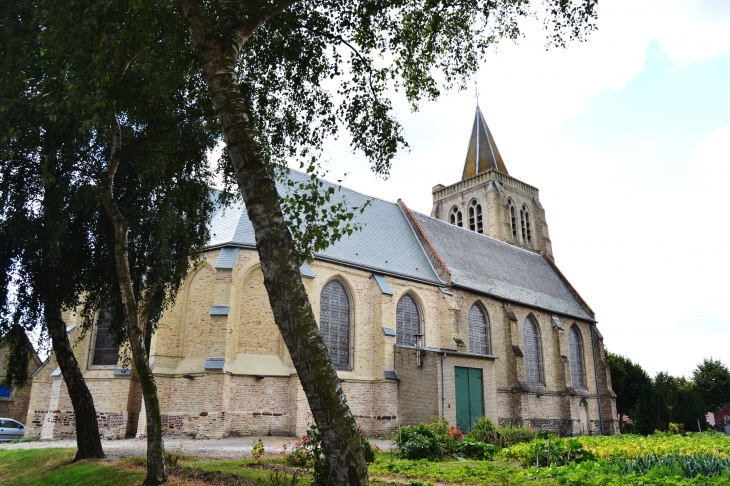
[311,0,730,379]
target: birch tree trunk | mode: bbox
[179,1,369,484]
[99,117,167,486]
[43,301,105,460]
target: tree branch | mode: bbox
[226,0,300,57]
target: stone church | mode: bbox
[26,107,618,440]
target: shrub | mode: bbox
[498,424,536,447]
[467,417,500,445]
[669,422,685,435]
[392,418,461,460]
[455,437,497,460]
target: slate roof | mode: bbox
[462,106,508,180]
[409,210,595,321]
[207,171,443,285]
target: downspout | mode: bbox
[590,323,605,435]
[442,352,447,418]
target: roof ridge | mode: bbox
[398,200,451,277]
[409,207,542,257]
[285,167,399,207]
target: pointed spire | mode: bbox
[461,106,508,180]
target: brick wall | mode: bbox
[394,346,439,426]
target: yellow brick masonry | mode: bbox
[27,245,616,440]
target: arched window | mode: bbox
[92,309,119,366]
[468,304,490,355]
[450,206,463,227]
[469,200,483,234]
[508,200,517,239]
[523,316,544,386]
[520,205,532,245]
[396,294,421,347]
[320,280,352,370]
[569,325,586,389]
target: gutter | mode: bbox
[442,352,447,419]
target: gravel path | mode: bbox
[0,436,395,461]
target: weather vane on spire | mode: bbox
[473,81,481,107]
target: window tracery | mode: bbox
[320,279,352,370]
[569,325,587,389]
[523,316,544,386]
[468,304,490,355]
[396,294,421,347]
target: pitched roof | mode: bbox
[461,106,508,180]
[207,171,443,285]
[407,209,595,322]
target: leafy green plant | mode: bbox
[502,433,595,467]
[466,417,500,445]
[455,437,496,460]
[392,419,463,461]
[251,439,265,465]
[612,453,730,478]
[498,424,536,447]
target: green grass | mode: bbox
[0,448,144,486]
[175,457,311,485]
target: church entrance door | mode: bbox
[455,367,484,433]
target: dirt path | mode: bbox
[0,436,395,461]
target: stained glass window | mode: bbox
[523,316,543,386]
[320,280,351,370]
[396,294,420,347]
[468,304,490,355]
[92,309,119,366]
[569,325,586,389]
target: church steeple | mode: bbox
[461,106,508,180]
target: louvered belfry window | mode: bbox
[569,325,586,389]
[396,294,420,347]
[320,280,351,370]
[92,309,119,366]
[468,304,490,355]
[523,316,543,385]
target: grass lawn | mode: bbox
[3,433,730,486]
[0,448,145,486]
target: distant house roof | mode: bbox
[207,171,443,285]
[406,209,595,322]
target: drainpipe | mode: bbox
[441,352,447,418]
[590,323,605,435]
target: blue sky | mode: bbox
[316,0,730,378]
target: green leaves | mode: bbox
[278,159,370,263]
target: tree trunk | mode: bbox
[100,116,166,486]
[179,2,369,484]
[43,301,105,461]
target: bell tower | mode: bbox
[430,106,553,257]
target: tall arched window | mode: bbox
[523,316,544,386]
[92,309,119,366]
[508,200,517,240]
[320,280,352,370]
[450,206,463,227]
[520,205,532,245]
[468,304,490,355]
[469,200,483,234]
[569,325,586,389]
[396,294,421,347]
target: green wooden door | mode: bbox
[455,367,484,433]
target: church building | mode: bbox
[26,107,618,439]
